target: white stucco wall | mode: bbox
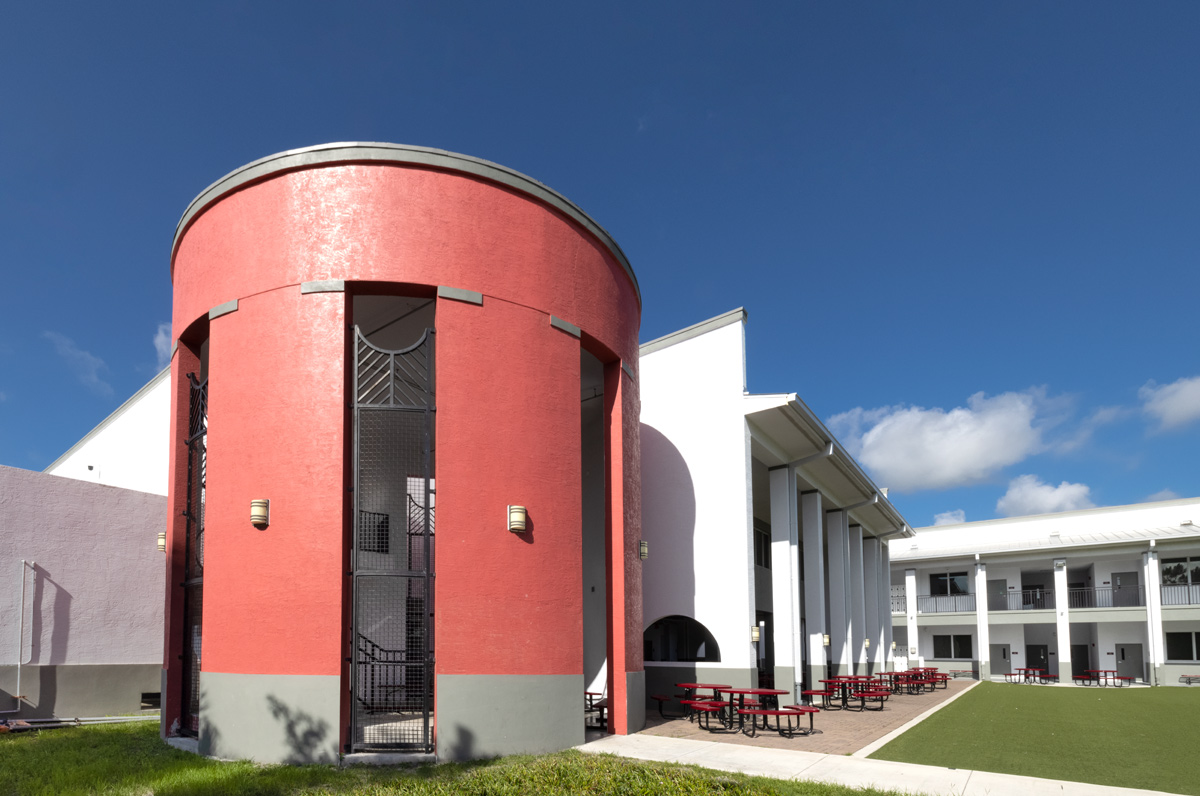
[0,465,166,666]
[640,315,754,671]
[44,368,170,496]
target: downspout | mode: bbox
[2,560,33,715]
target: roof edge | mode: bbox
[171,142,639,305]
[639,307,747,356]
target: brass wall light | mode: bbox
[865,638,871,649]
[251,499,270,529]
[639,540,649,560]
[823,634,831,646]
[157,532,167,553]
[508,505,527,533]
[891,641,897,650]
[751,625,761,643]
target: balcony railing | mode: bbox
[890,589,907,614]
[987,590,1054,611]
[917,593,976,613]
[1162,583,1200,606]
[1068,586,1145,608]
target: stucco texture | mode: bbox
[0,465,165,666]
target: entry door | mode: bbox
[1116,643,1143,682]
[1027,644,1049,671]
[1113,571,1140,607]
[987,579,1007,611]
[351,326,435,753]
[990,644,1011,675]
[1071,644,1089,677]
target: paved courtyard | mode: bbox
[637,678,976,755]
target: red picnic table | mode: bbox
[715,687,789,732]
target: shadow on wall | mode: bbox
[446,725,476,762]
[266,695,332,764]
[638,423,696,628]
[31,564,72,718]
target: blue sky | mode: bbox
[2,2,1198,528]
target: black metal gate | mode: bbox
[351,326,435,752]
[181,373,207,737]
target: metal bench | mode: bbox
[1181,674,1200,685]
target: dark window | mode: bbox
[933,634,972,659]
[643,615,721,662]
[1166,632,1197,661]
[753,519,771,569]
[930,572,969,596]
[359,510,390,554]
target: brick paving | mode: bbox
[637,678,974,756]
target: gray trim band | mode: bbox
[621,362,635,381]
[209,299,238,319]
[172,143,638,305]
[550,315,581,338]
[437,286,483,306]
[300,279,345,294]
[639,307,746,356]
[171,340,178,358]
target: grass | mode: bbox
[869,681,1200,794]
[0,721,903,796]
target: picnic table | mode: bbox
[716,687,789,732]
[1086,670,1119,687]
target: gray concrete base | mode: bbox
[197,671,341,764]
[773,665,796,703]
[0,663,160,720]
[167,736,200,754]
[626,670,646,732]
[436,673,584,761]
[343,752,435,766]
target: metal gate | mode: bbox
[351,326,435,752]
[181,373,208,737]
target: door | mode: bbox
[180,374,207,738]
[987,579,1007,611]
[1116,643,1143,682]
[1027,644,1049,673]
[1113,571,1140,607]
[1071,644,1089,677]
[990,644,1011,675]
[351,326,435,752]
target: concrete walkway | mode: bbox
[577,733,1179,796]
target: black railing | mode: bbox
[890,592,907,614]
[917,593,976,613]
[356,632,427,713]
[1068,586,1145,608]
[994,590,1054,610]
[1162,583,1200,606]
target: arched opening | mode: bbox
[643,615,720,663]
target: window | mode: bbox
[1162,557,1200,585]
[643,615,721,662]
[1166,632,1200,661]
[932,634,972,659]
[753,519,771,569]
[930,572,969,596]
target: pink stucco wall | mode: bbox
[0,465,166,665]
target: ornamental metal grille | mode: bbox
[181,374,207,737]
[352,327,435,752]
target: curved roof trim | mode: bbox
[171,142,639,304]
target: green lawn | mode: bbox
[0,721,902,796]
[870,681,1200,794]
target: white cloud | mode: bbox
[827,390,1046,492]
[996,474,1095,517]
[933,509,965,526]
[1139,376,1200,431]
[154,323,172,370]
[1146,488,1181,502]
[44,331,112,397]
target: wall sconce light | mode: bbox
[891,641,897,650]
[910,647,917,655]
[822,634,831,646]
[639,540,649,560]
[508,505,527,533]
[1054,558,1066,570]
[865,638,871,649]
[751,626,761,643]
[251,499,270,529]
[156,532,167,553]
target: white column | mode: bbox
[905,568,919,665]
[1145,548,1164,685]
[882,543,894,669]
[1053,558,1071,679]
[864,538,885,673]
[974,559,990,680]
[801,491,825,690]
[849,524,867,674]
[827,509,852,675]
[768,465,802,701]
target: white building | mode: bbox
[639,309,911,704]
[891,498,1200,685]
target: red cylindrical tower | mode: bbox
[163,144,643,763]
